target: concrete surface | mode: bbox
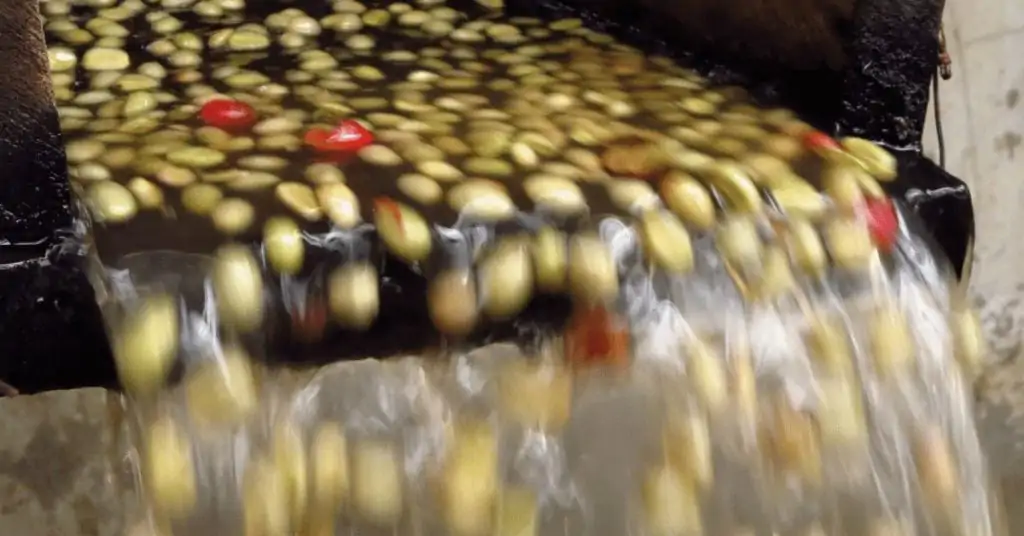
[0,390,131,536]
[2,0,1023,534]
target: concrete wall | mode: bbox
[922,0,1024,364]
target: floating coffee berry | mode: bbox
[198,99,257,130]
[863,196,899,251]
[305,120,374,152]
